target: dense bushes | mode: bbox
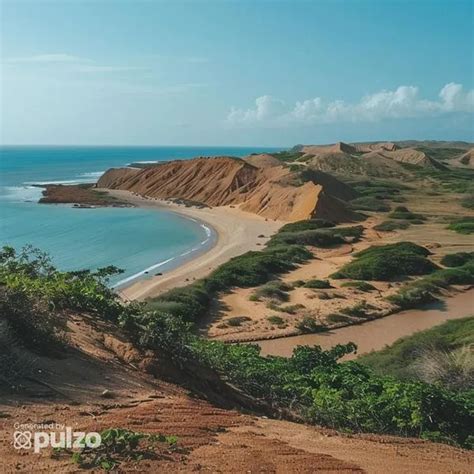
[340,281,376,292]
[303,279,332,289]
[441,251,474,267]
[268,225,364,248]
[350,196,390,212]
[0,246,135,353]
[373,220,411,231]
[388,206,425,222]
[250,280,291,302]
[191,341,474,448]
[279,219,335,233]
[387,261,474,309]
[332,242,437,281]
[447,217,474,235]
[359,317,474,390]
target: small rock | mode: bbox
[100,390,115,399]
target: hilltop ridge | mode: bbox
[97,156,358,222]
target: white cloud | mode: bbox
[227,83,474,126]
[7,54,90,63]
[75,65,149,73]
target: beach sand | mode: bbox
[103,189,283,300]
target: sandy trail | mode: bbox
[258,288,474,358]
[103,190,282,300]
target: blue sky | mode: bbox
[1,0,473,146]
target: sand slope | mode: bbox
[98,156,356,222]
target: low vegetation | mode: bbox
[332,242,438,281]
[267,315,285,326]
[340,281,376,292]
[2,246,473,449]
[349,196,390,212]
[441,251,474,267]
[279,219,335,233]
[62,428,178,471]
[373,220,411,232]
[447,217,474,235]
[359,317,474,391]
[226,316,251,327]
[339,301,375,319]
[303,279,331,289]
[388,206,425,222]
[250,280,292,302]
[295,315,326,333]
[387,259,474,309]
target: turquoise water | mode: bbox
[0,146,276,286]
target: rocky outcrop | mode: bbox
[97,156,357,222]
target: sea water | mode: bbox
[0,146,275,286]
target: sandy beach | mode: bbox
[103,189,283,300]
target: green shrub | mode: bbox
[279,219,335,233]
[148,282,211,323]
[332,242,437,281]
[296,316,326,333]
[279,303,305,314]
[227,316,251,327]
[251,280,291,302]
[326,313,352,324]
[267,315,285,326]
[340,281,376,292]
[374,220,411,231]
[268,226,364,248]
[350,196,390,212]
[389,206,426,221]
[440,252,474,267]
[206,244,312,292]
[447,217,474,235]
[340,301,375,318]
[387,261,474,309]
[65,428,178,471]
[359,317,474,386]
[192,341,474,448]
[303,279,332,289]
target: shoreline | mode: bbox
[103,189,283,300]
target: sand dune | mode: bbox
[98,156,356,222]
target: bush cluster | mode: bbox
[387,260,474,309]
[447,217,474,235]
[332,242,437,281]
[192,341,473,448]
[388,206,425,222]
[440,251,474,268]
[373,220,411,232]
[350,196,390,212]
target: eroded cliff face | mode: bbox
[97,156,356,222]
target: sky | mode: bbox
[0,0,473,146]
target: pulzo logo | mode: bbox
[13,424,101,453]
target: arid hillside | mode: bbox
[97,156,358,222]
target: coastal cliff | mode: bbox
[97,156,357,222]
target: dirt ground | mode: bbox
[207,189,474,342]
[1,313,472,473]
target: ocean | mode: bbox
[0,146,276,286]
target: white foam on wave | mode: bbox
[112,256,177,288]
[79,171,105,179]
[1,185,44,203]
